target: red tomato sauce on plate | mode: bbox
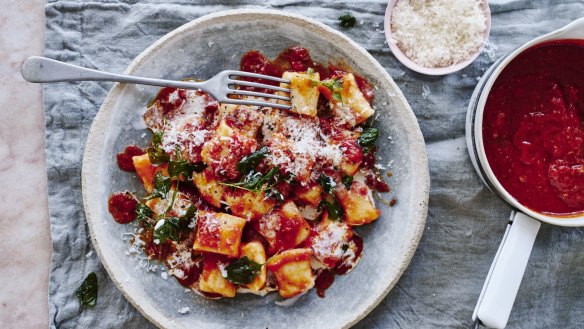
[483,40,584,216]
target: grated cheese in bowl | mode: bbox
[388,0,489,71]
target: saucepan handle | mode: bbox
[472,211,541,328]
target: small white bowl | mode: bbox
[384,0,491,75]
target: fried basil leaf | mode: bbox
[153,217,181,244]
[319,174,337,194]
[339,13,356,28]
[224,256,263,285]
[144,172,172,200]
[148,146,170,164]
[76,272,98,307]
[363,115,376,128]
[237,146,270,175]
[342,175,354,189]
[135,203,154,227]
[147,131,170,164]
[152,130,164,145]
[222,167,280,192]
[320,198,343,221]
[169,160,206,178]
[357,127,380,154]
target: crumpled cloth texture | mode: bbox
[44,0,584,328]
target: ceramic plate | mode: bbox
[82,9,429,329]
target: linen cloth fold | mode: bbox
[44,0,584,327]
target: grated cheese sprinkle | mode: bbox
[391,0,487,68]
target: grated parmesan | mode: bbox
[390,0,487,68]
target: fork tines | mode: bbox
[222,70,292,109]
[224,98,293,109]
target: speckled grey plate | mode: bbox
[82,9,429,329]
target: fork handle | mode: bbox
[21,56,204,90]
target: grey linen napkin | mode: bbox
[44,0,584,328]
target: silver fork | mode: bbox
[21,56,292,109]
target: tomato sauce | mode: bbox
[116,145,145,172]
[483,40,584,215]
[315,270,335,298]
[108,192,138,224]
[141,229,176,261]
[156,87,186,116]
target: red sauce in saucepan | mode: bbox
[483,40,584,216]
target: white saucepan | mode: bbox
[466,17,584,329]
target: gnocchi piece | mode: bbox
[261,108,287,142]
[200,131,258,180]
[304,212,353,268]
[193,211,246,257]
[293,182,323,207]
[224,188,276,221]
[340,161,361,176]
[254,201,311,255]
[132,153,168,194]
[335,181,380,226]
[239,240,267,291]
[339,136,363,176]
[264,133,314,184]
[278,71,320,117]
[223,105,264,138]
[339,73,374,124]
[193,169,225,208]
[266,248,315,298]
[215,120,236,138]
[199,253,236,297]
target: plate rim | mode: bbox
[82,9,430,329]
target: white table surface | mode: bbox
[0,0,51,327]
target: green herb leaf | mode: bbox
[321,79,344,103]
[147,131,170,164]
[339,13,356,28]
[190,162,207,173]
[169,160,206,178]
[237,146,270,175]
[181,204,197,221]
[76,272,98,307]
[168,160,188,177]
[320,198,343,221]
[148,146,170,165]
[342,175,354,189]
[321,79,342,91]
[135,203,154,227]
[153,217,181,244]
[363,115,376,128]
[319,174,337,194]
[357,127,380,154]
[222,167,280,192]
[224,256,263,285]
[144,172,172,200]
[152,130,164,146]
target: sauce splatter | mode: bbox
[315,270,335,298]
[116,145,145,172]
[108,192,138,224]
